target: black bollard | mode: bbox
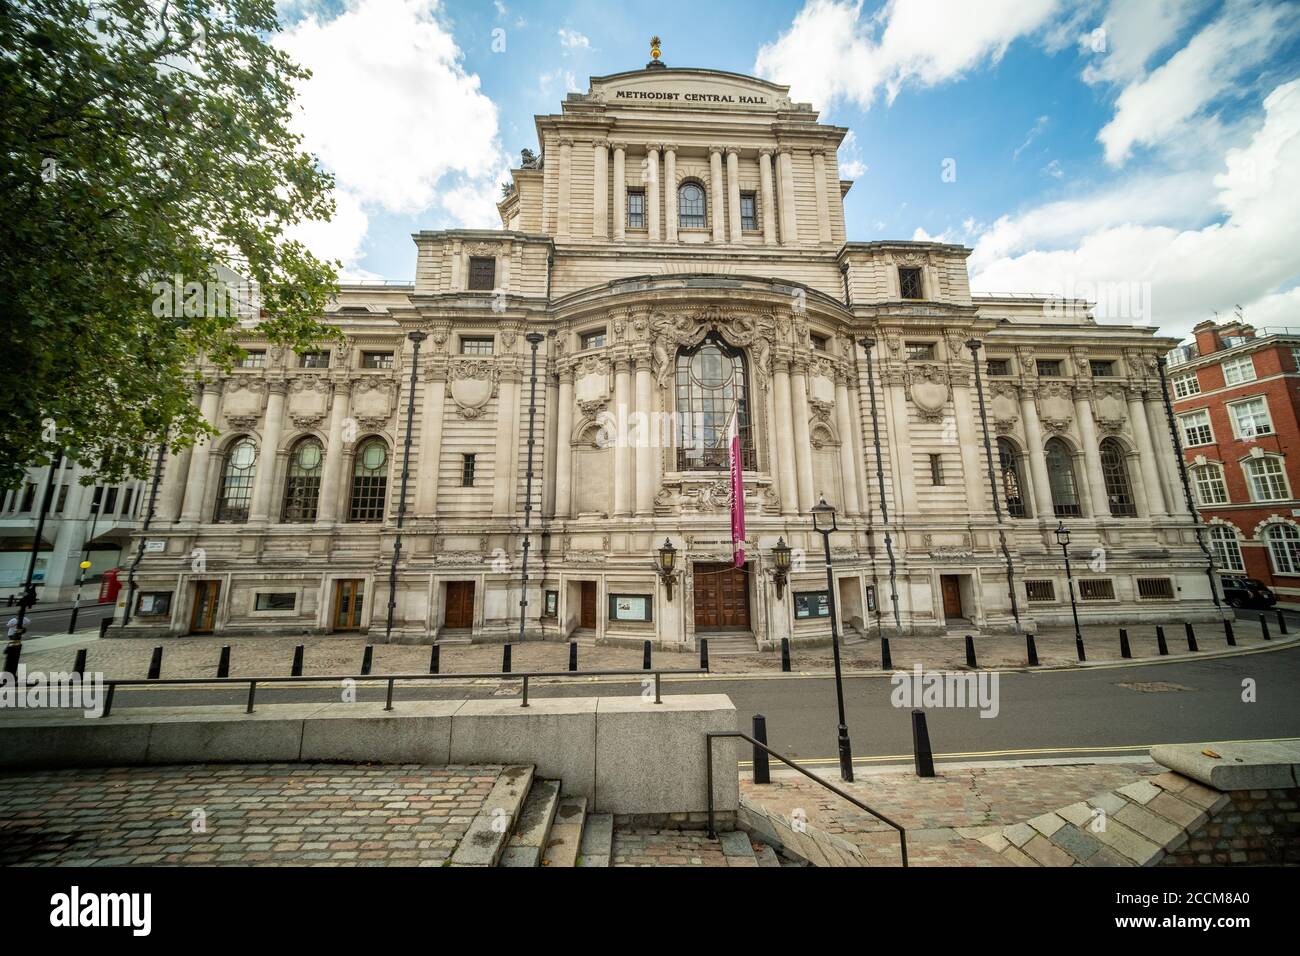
[5,594,11,606]
[1156,625,1169,655]
[429,644,440,674]
[1260,614,1271,640]
[73,648,87,677]
[2,642,17,677]
[502,643,511,673]
[1277,609,1288,635]
[99,617,111,639]
[881,636,892,670]
[216,645,231,678]
[1076,634,1086,662]
[911,709,936,778]
[361,644,374,676]
[291,644,304,677]
[567,641,577,672]
[1119,628,1131,659]
[1224,620,1236,647]
[964,634,977,668]
[699,638,709,671]
[147,645,162,680]
[1185,622,1199,652]
[1025,633,1039,666]
[780,637,791,672]
[642,640,652,670]
[752,714,770,785]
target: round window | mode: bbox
[229,441,256,470]
[690,345,730,387]
[361,443,387,471]
[297,443,322,470]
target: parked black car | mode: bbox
[1220,575,1278,609]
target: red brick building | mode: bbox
[1166,319,1300,608]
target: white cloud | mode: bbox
[838,129,868,177]
[558,28,590,53]
[754,0,1061,110]
[1013,115,1050,161]
[1079,0,1205,87]
[840,159,868,177]
[1041,158,1064,178]
[538,68,581,98]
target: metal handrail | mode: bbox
[705,729,908,867]
[94,667,709,718]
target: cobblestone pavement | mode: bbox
[740,760,1161,866]
[13,617,1286,682]
[0,763,500,866]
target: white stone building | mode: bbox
[122,60,1216,644]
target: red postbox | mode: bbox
[97,568,121,605]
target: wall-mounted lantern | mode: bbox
[772,536,792,600]
[656,538,678,601]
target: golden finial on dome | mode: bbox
[650,36,661,60]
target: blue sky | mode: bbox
[274,0,1300,338]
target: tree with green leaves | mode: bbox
[0,0,339,488]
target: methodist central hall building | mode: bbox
[125,57,1216,646]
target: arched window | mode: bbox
[1045,438,1080,517]
[1209,525,1245,572]
[348,438,389,522]
[1264,523,1300,574]
[1099,438,1136,517]
[282,437,324,523]
[675,335,754,471]
[997,438,1027,518]
[1245,456,1289,502]
[678,182,706,228]
[1193,463,1228,505]
[214,437,257,523]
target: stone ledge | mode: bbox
[1150,740,1300,791]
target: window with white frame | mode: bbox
[1229,397,1274,438]
[1209,525,1245,572]
[1290,346,1300,372]
[1172,374,1200,398]
[1179,409,1214,446]
[1193,463,1229,505]
[1264,523,1300,574]
[1221,355,1256,385]
[1245,455,1289,502]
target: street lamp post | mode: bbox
[518,332,545,643]
[120,444,166,629]
[5,447,63,675]
[1056,521,1085,660]
[385,330,426,642]
[859,337,902,634]
[68,499,101,634]
[812,495,854,782]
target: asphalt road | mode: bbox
[6,602,114,638]
[93,642,1300,768]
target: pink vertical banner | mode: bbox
[728,409,746,568]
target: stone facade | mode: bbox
[123,62,1215,644]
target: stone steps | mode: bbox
[499,778,561,867]
[577,813,613,867]
[699,633,758,656]
[448,765,535,867]
[496,777,593,868]
[542,796,587,866]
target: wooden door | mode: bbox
[444,581,475,629]
[189,581,220,634]
[580,582,597,629]
[693,562,751,631]
[333,579,365,631]
[940,576,963,620]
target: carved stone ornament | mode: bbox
[447,359,499,420]
[433,551,485,566]
[903,364,951,421]
[225,415,259,430]
[290,414,325,430]
[1042,417,1073,436]
[1097,416,1127,435]
[808,398,834,425]
[648,308,777,391]
[943,329,968,359]
[994,417,1019,434]
[577,397,607,420]
[562,551,606,565]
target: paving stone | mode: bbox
[1049,824,1103,862]
[1115,802,1186,847]
[1057,802,1095,828]
[1084,846,1132,867]
[1147,791,1208,830]
[1023,834,1075,866]
[1002,822,1037,848]
[1028,812,1066,837]
[1090,819,1163,865]
[1116,780,1163,805]
[1087,792,1128,816]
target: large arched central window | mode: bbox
[282,437,324,523]
[997,438,1027,518]
[678,182,706,228]
[1045,438,1081,517]
[348,438,390,522]
[675,335,754,471]
[1099,438,1136,517]
[214,437,257,523]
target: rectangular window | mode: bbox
[103,487,118,514]
[1194,465,1229,505]
[1247,456,1289,502]
[89,485,103,514]
[1089,360,1116,377]
[298,350,330,369]
[459,336,494,356]
[121,487,133,515]
[1024,580,1056,603]
[1179,410,1214,446]
[19,483,35,512]
[929,454,944,485]
[237,350,267,369]
[608,593,653,623]
[905,342,935,360]
[1136,578,1175,600]
[1172,374,1200,398]
[1036,359,1062,377]
[898,267,923,300]
[1221,355,1256,385]
[627,189,645,229]
[794,590,831,619]
[543,590,558,618]
[468,256,496,291]
[135,591,173,616]
[1230,397,1273,438]
[810,334,828,352]
[255,592,297,611]
[1291,346,1300,372]
[1078,579,1116,601]
[740,192,758,231]
[1211,528,1246,571]
[362,351,394,369]
[580,329,606,350]
[55,485,69,513]
[986,358,1010,377]
[461,454,476,487]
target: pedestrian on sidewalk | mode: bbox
[6,614,32,638]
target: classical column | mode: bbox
[449,239,463,291]
[1146,397,1185,515]
[554,367,574,518]
[1019,389,1054,519]
[247,381,287,523]
[612,357,632,516]
[811,147,832,244]
[1128,388,1167,517]
[726,147,742,242]
[634,356,654,515]
[886,378,918,515]
[790,358,816,513]
[772,359,799,515]
[592,141,608,239]
[847,380,872,516]
[645,145,661,242]
[557,138,572,238]
[759,148,777,246]
[833,373,861,515]
[1074,388,1109,518]
[612,143,627,241]
[951,377,986,515]
[663,145,678,242]
[157,448,191,523]
[493,371,519,516]
[709,147,726,243]
[317,379,352,524]
[179,381,223,523]
[777,146,799,245]
[415,365,448,517]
